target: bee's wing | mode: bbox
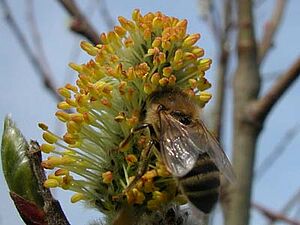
[159,112,204,177]
[188,121,236,183]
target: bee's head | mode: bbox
[146,89,200,126]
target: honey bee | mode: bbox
[121,88,235,214]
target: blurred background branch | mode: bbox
[250,56,300,124]
[0,0,62,101]
[57,0,100,45]
[252,202,300,225]
[258,0,287,64]
[255,123,300,181]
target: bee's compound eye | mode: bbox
[179,116,192,125]
[171,111,192,125]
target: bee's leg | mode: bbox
[119,123,155,150]
[123,140,154,192]
[113,123,157,199]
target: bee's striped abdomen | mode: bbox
[178,153,220,213]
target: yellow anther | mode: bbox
[162,67,172,77]
[38,123,48,131]
[198,78,212,91]
[124,37,134,47]
[144,179,157,193]
[67,121,81,133]
[70,113,84,123]
[114,25,126,37]
[150,73,160,85]
[57,101,71,110]
[152,17,163,29]
[63,133,78,145]
[71,193,85,203]
[65,83,78,92]
[199,92,212,102]
[168,75,176,86]
[132,9,141,22]
[61,155,76,165]
[143,28,151,41]
[159,77,169,86]
[40,143,55,153]
[80,41,98,56]
[43,132,58,144]
[152,37,161,48]
[188,79,197,89]
[102,171,113,184]
[68,63,83,73]
[143,83,153,94]
[55,111,70,122]
[192,47,204,58]
[184,52,197,61]
[198,58,212,71]
[174,49,183,62]
[55,168,69,176]
[161,40,171,50]
[125,154,138,166]
[147,47,160,56]
[44,179,59,188]
[58,87,71,98]
[183,33,200,47]
[99,32,108,44]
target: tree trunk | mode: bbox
[227,0,261,225]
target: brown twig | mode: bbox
[249,56,300,124]
[268,189,300,225]
[211,0,232,141]
[198,0,221,41]
[26,0,55,85]
[252,202,300,225]
[255,124,300,181]
[28,141,70,225]
[0,0,62,102]
[227,0,261,225]
[258,0,287,64]
[96,0,115,29]
[57,0,100,45]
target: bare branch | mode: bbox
[268,188,300,225]
[57,0,100,45]
[96,0,115,29]
[258,0,287,64]
[211,0,232,141]
[26,0,54,82]
[0,0,62,102]
[198,0,222,41]
[227,0,261,225]
[249,56,300,124]
[255,124,300,181]
[28,141,70,225]
[252,202,300,225]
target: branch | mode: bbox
[96,0,115,29]
[227,0,261,225]
[255,123,300,181]
[57,0,100,45]
[198,0,222,41]
[26,0,55,84]
[252,202,300,225]
[28,141,70,225]
[249,56,300,124]
[211,0,232,141]
[268,188,300,225]
[258,0,287,64]
[0,0,62,102]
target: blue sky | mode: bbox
[0,1,299,224]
